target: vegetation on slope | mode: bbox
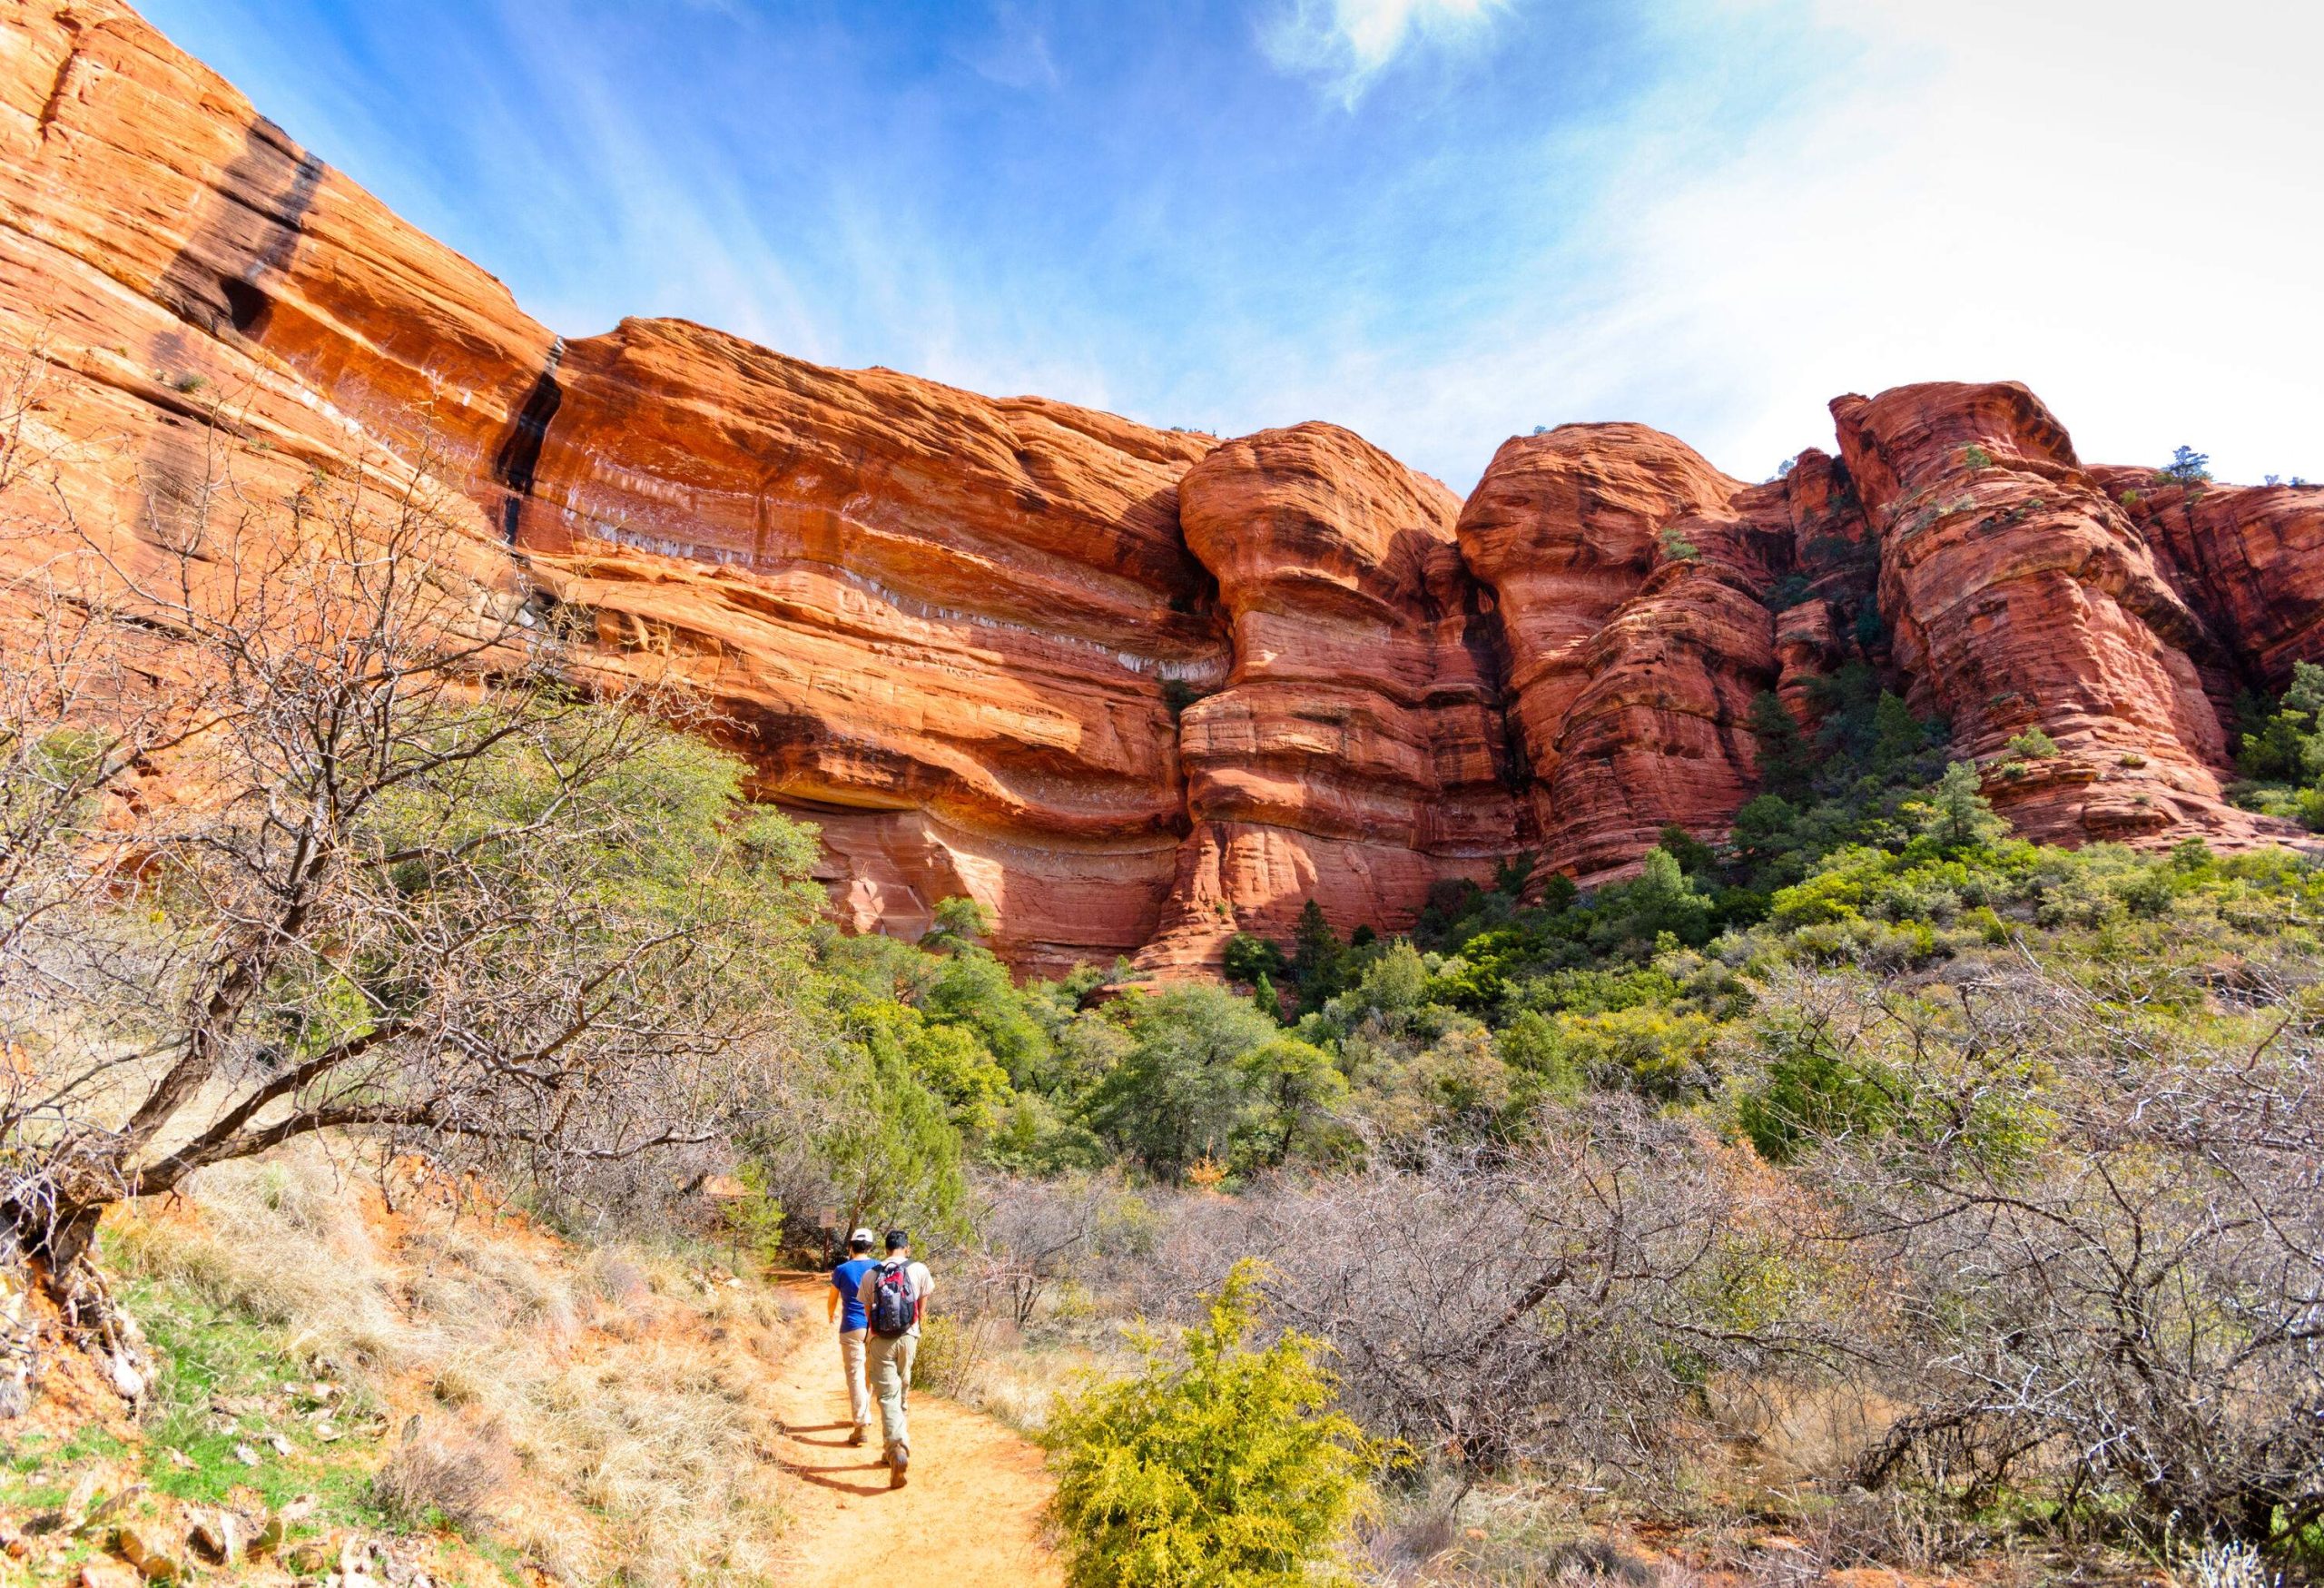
[0,363,2316,1583]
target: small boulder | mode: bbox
[103,1356,143,1401]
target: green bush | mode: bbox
[1737,1037,1903,1163]
[2003,726,2059,760]
[1080,985,1280,1179]
[1043,1260,1378,1588]
[1223,932,1288,985]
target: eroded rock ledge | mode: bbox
[1,0,2310,972]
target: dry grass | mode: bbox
[369,1415,515,1532]
[103,1143,797,1585]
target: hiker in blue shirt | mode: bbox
[826,1228,880,1445]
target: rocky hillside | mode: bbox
[4,0,2317,973]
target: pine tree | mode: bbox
[1870,691,1931,774]
[2161,445,2211,485]
[1911,761,2007,853]
[1287,899,1347,1010]
[1748,691,1815,802]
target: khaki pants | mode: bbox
[838,1327,871,1431]
[865,1331,917,1458]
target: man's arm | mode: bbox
[827,1280,839,1323]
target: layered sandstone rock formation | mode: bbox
[1140,423,1516,969]
[2,0,2316,973]
[1456,424,1800,880]
[503,319,1229,973]
[1832,383,2276,845]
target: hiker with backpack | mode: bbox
[826,1228,881,1446]
[856,1228,935,1488]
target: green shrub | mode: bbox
[1762,572,1813,612]
[2004,726,2059,760]
[1738,1041,1903,1163]
[1043,1260,1378,1588]
[1080,985,1279,1179]
[1546,1005,1719,1100]
[1223,932,1288,984]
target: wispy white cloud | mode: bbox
[1259,0,1512,104]
[137,0,2322,494]
[958,5,1064,92]
[1220,0,2324,488]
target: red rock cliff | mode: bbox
[1831,382,2278,846]
[1141,422,1517,968]
[4,0,2319,972]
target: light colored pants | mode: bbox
[866,1332,917,1457]
[838,1327,871,1431]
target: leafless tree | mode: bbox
[1128,1101,1855,1484]
[0,378,821,1371]
[968,1171,1122,1326]
[1795,961,2324,1546]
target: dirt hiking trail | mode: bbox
[766,1277,1065,1586]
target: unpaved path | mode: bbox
[766,1277,1065,1586]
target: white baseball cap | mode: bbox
[850,1227,877,1246]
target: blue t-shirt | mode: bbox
[832,1257,877,1331]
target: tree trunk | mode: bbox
[1,1197,149,1409]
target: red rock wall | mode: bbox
[1140,423,1517,966]
[5,0,2319,975]
[1830,382,2279,846]
[0,0,547,581]
[1454,423,1792,881]
[2102,470,2324,703]
[502,318,1229,974]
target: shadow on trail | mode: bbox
[776,1456,892,1498]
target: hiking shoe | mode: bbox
[848,1425,868,1447]
[887,1445,910,1489]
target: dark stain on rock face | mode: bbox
[153,116,324,344]
[136,118,323,538]
[490,344,566,545]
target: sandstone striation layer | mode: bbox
[1456,426,1830,880]
[4,0,2320,974]
[1139,423,1516,968]
[501,317,1229,973]
[1831,383,2280,846]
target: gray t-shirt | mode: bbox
[855,1258,933,1337]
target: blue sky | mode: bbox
[139,0,2323,490]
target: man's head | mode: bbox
[848,1228,875,1256]
[884,1229,911,1256]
